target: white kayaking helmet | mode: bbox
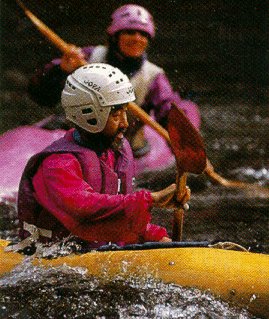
[61,63,135,133]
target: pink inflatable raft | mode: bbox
[0,100,200,204]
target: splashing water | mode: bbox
[0,262,255,319]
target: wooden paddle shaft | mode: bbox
[17,0,72,54]
[128,102,170,143]
[172,208,184,241]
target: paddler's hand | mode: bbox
[60,45,86,73]
[176,186,191,210]
[159,236,172,243]
[151,183,176,206]
[152,185,191,210]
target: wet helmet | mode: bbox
[107,4,155,38]
[61,63,135,133]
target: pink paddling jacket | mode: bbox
[17,130,168,246]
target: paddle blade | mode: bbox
[168,103,206,175]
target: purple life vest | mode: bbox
[17,131,135,240]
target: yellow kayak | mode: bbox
[1,239,268,318]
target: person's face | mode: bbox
[118,30,149,58]
[102,103,129,149]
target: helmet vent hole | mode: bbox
[87,119,97,125]
[82,108,93,114]
[66,80,76,90]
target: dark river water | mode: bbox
[0,0,268,318]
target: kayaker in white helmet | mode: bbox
[16,64,190,253]
[28,4,201,157]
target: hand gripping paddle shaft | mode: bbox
[168,103,207,241]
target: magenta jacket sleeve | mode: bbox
[143,72,182,128]
[141,223,169,242]
[32,153,153,237]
